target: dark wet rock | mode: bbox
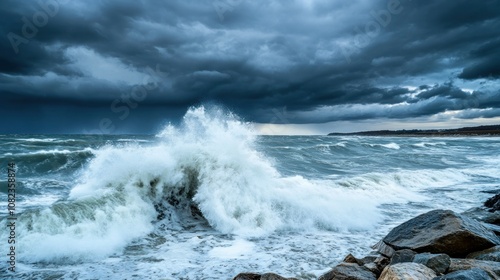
[261,273,297,280]
[482,189,500,195]
[340,253,378,264]
[390,249,417,265]
[359,255,378,265]
[379,263,436,280]
[372,239,395,258]
[467,246,500,262]
[154,203,167,220]
[462,207,500,226]
[485,194,500,212]
[374,256,391,272]
[448,259,500,279]
[433,268,493,280]
[382,210,500,257]
[233,273,297,280]
[359,255,383,276]
[482,223,500,236]
[343,253,362,265]
[363,262,381,276]
[318,262,376,280]
[479,189,500,195]
[413,253,451,275]
[233,273,261,280]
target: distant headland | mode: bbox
[328,125,500,137]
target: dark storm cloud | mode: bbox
[1,0,499,133]
[459,38,500,80]
[416,84,469,100]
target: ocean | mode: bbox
[1,107,500,279]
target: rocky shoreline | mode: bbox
[232,193,500,280]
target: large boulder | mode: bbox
[448,259,500,279]
[433,268,493,280]
[318,263,376,280]
[379,263,436,280]
[382,210,500,257]
[467,246,500,262]
[412,253,450,275]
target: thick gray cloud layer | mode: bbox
[0,0,499,133]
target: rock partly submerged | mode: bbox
[485,194,500,212]
[462,207,500,226]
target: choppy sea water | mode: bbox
[1,107,499,279]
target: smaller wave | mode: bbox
[334,142,347,147]
[463,166,500,180]
[16,138,77,143]
[31,149,72,155]
[117,139,151,143]
[413,142,447,148]
[317,142,347,148]
[314,142,348,153]
[2,148,96,175]
[17,138,59,142]
[368,143,400,150]
[440,157,460,165]
[19,194,62,209]
[381,143,400,150]
[6,148,95,157]
[335,168,471,192]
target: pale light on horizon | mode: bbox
[253,117,500,135]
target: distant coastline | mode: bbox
[328,124,500,137]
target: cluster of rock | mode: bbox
[232,192,500,280]
[320,209,500,279]
[233,273,299,280]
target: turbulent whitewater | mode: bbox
[1,107,499,279]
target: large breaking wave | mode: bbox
[2,106,434,263]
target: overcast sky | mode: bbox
[1,0,499,134]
